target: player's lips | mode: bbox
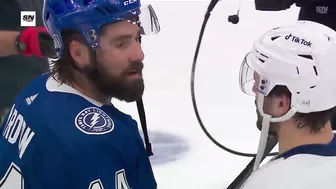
[127,70,142,78]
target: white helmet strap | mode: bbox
[253,94,298,170]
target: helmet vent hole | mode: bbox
[296,67,300,74]
[313,66,318,76]
[103,6,118,14]
[271,36,280,41]
[259,58,265,63]
[310,85,316,89]
[298,54,313,60]
[260,53,269,58]
[95,7,106,15]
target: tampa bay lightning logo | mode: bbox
[75,107,114,135]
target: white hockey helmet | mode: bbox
[240,20,336,117]
[239,20,336,171]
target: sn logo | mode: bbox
[316,6,328,14]
[22,15,34,22]
[20,11,36,26]
[124,0,137,6]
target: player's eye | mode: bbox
[115,39,131,48]
[116,42,128,48]
[136,36,142,43]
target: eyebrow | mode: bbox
[111,28,142,42]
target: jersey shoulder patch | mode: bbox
[74,107,114,135]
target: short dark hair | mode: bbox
[50,29,85,84]
[268,85,336,133]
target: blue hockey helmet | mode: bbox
[42,0,161,56]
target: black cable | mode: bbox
[227,136,278,189]
[190,0,278,157]
[136,99,153,156]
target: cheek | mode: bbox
[101,61,122,77]
[98,52,126,76]
[263,98,277,115]
[255,96,269,114]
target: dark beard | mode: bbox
[256,111,263,131]
[256,110,278,137]
[84,60,145,103]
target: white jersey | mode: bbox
[241,135,336,189]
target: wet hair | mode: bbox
[50,25,113,84]
[268,85,336,133]
[49,29,92,84]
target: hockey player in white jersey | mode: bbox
[239,20,336,189]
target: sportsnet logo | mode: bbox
[20,11,36,26]
[316,6,328,14]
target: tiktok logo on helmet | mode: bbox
[284,33,313,48]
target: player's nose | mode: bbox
[130,42,145,62]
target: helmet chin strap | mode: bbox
[253,94,298,171]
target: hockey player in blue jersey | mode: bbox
[0,0,160,188]
[239,20,336,188]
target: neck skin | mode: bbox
[277,120,334,154]
[69,71,111,104]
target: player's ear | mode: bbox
[271,94,291,117]
[69,40,90,68]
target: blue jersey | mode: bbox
[0,74,156,189]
